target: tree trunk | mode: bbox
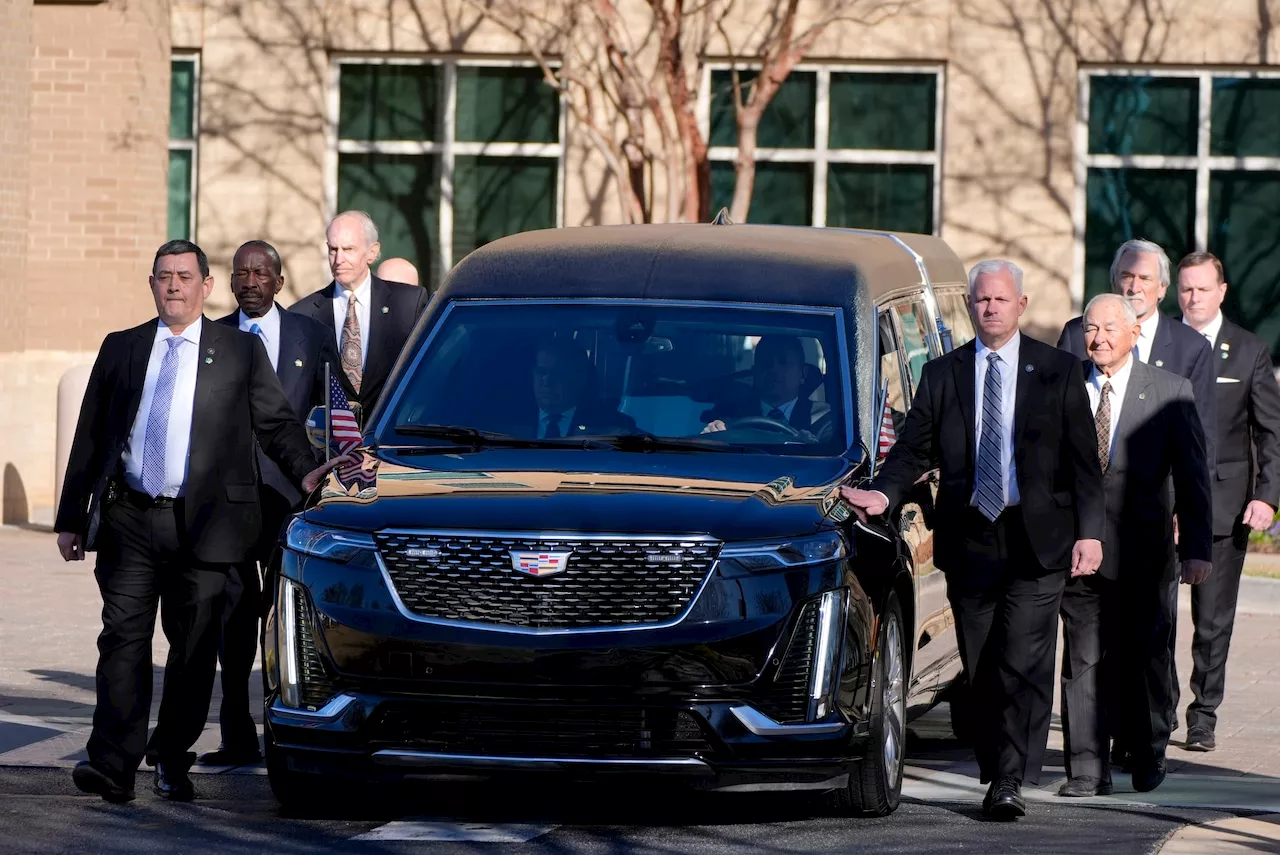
[729,115,759,223]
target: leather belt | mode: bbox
[119,485,178,510]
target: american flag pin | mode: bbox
[295,359,303,367]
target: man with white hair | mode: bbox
[842,259,1104,819]
[1056,292,1212,797]
[290,211,429,418]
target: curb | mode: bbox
[1236,575,1280,615]
[1158,814,1280,853]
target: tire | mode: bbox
[829,592,906,817]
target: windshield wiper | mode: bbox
[602,432,746,453]
[392,424,564,448]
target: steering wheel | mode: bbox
[725,415,803,438]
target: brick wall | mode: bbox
[0,2,32,356]
[28,0,172,352]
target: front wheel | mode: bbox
[829,592,906,816]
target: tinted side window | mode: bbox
[891,300,933,393]
[877,312,908,461]
[935,289,975,349]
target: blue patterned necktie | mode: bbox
[975,351,1006,521]
[140,336,185,498]
[249,322,263,340]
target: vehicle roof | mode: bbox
[437,223,967,307]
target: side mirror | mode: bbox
[304,405,328,450]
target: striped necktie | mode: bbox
[140,336,186,498]
[974,352,1006,521]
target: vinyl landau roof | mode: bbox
[438,223,968,307]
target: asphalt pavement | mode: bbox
[2,526,1278,853]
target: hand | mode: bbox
[1070,538,1102,577]
[1242,500,1276,532]
[701,420,726,434]
[301,452,363,493]
[1173,516,1179,546]
[1181,558,1213,585]
[57,532,84,562]
[838,486,888,524]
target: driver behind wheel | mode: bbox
[701,335,832,441]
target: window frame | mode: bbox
[168,52,200,242]
[327,56,567,283]
[696,62,945,233]
[1073,66,1280,308]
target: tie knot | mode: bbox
[1101,380,1112,395]
[249,323,262,336]
[165,336,184,352]
[987,352,1000,366]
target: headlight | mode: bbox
[285,517,377,566]
[277,577,301,709]
[719,530,847,574]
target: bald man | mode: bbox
[376,257,419,287]
[290,211,428,418]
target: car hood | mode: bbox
[305,447,860,541]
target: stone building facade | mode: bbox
[2,0,1278,523]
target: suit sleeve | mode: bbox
[1055,323,1070,351]
[1186,336,1218,481]
[1062,361,1105,542]
[248,336,319,487]
[54,337,113,535]
[1170,377,1213,563]
[412,285,429,318]
[1247,343,1280,509]
[869,363,937,509]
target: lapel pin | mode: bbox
[577,425,586,432]
[295,358,304,368]
[1222,342,1230,350]
[1139,392,1146,400]
[206,347,215,354]
[1155,359,1164,367]
[1221,352,1229,359]
[204,356,214,364]
[381,306,389,314]
[1024,364,1033,373]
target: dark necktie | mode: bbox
[543,413,562,439]
[767,407,786,422]
[1095,381,1112,472]
[975,352,1005,521]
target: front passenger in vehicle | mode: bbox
[517,339,637,438]
[701,335,831,440]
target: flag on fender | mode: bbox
[328,373,376,493]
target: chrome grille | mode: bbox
[375,533,720,630]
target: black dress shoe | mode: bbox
[1057,775,1114,797]
[72,761,135,804]
[153,762,196,802]
[1185,727,1216,752]
[983,776,1025,820]
[1132,761,1167,793]
[197,745,262,766]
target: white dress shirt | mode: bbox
[973,332,1021,507]
[538,407,577,438]
[331,273,372,366]
[1135,311,1160,364]
[762,398,798,420]
[238,304,281,371]
[1184,311,1224,347]
[121,317,203,498]
[1087,356,1133,460]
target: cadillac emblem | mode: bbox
[510,550,571,577]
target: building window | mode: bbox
[1078,70,1280,354]
[168,56,199,241]
[333,59,564,287]
[701,65,942,233]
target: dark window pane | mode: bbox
[829,72,936,151]
[166,149,192,241]
[337,153,440,285]
[452,156,557,264]
[455,66,559,144]
[1209,171,1280,360]
[1083,167,1194,309]
[826,164,933,234]
[1211,79,1280,157]
[1088,76,1198,157]
[170,59,196,140]
[339,64,438,141]
[709,70,816,149]
[710,161,812,225]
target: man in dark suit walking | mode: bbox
[289,211,428,421]
[55,240,347,803]
[1176,251,1280,752]
[841,260,1104,819]
[198,240,339,767]
[1057,293,1213,798]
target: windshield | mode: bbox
[379,301,852,457]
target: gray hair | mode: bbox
[1084,292,1138,327]
[967,259,1024,296]
[328,210,380,249]
[1110,238,1171,290]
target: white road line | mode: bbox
[353,821,557,842]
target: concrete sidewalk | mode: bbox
[2,525,1278,847]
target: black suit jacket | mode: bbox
[870,336,1105,579]
[1202,319,1280,535]
[1058,312,1217,476]
[288,276,428,418]
[1091,359,1213,580]
[215,305,339,506]
[521,401,638,437]
[54,318,317,565]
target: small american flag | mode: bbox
[877,396,896,460]
[327,370,375,492]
